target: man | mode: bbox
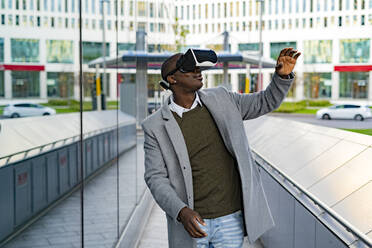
[141,47,301,248]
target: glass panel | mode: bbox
[238,42,260,51]
[292,140,366,188]
[309,148,372,206]
[46,40,74,63]
[11,38,39,62]
[303,40,332,63]
[304,72,332,98]
[11,71,40,97]
[339,72,369,99]
[340,38,370,63]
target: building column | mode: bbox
[369,71,372,103]
[332,71,339,101]
[4,70,12,99]
[207,73,215,88]
[40,71,47,99]
[231,72,239,92]
[262,72,270,89]
[295,72,305,101]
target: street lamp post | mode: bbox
[101,0,109,110]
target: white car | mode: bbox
[3,103,56,118]
[316,104,372,121]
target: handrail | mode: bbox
[0,123,132,167]
[252,150,372,247]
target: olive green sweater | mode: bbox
[172,104,243,219]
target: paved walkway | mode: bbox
[4,138,146,248]
[138,204,263,248]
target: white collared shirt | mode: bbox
[169,92,203,118]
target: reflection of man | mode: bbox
[141,48,301,248]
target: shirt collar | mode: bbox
[169,91,203,118]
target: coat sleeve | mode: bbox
[226,71,295,120]
[142,123,187,225]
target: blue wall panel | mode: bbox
[14,161,32,226]
[31,156,47,213]
[0,166,14,240]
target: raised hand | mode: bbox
[177,207,207,238]
[275,47,301,77]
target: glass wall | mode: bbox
[11,38,39,62]
[340,38,370,63]
[0,71,4,97]
[213,73,231,86]
[47,72,74,98]
[270,41,296,60]
[46,40,74,63]
[118,43,135,52]
[11,71,40,97]
[238,73,258,93]
[339,72,369,99]
[303,40,332,64]
[83,72,110,98]
[304,72,332,98]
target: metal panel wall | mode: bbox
[14,161,32,226]
[58,148,69,194]
[68,143,78,187]
[46,152,59,203]
[0,166,14,240]
[31,156,47,213]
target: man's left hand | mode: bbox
[275,47,301,77]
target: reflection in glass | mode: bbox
[46,40,74,63]
[339,72,369,99]
[304,72,332,98]
[11,71,40,97]
[303,40,332,64]
[47,72,74,98]
[340,38,370,63]
[11,38,39,62]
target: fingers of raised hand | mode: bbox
[188,217,207,238]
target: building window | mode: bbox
[224,2,227,17]
[340,38,370,63]
[47,72,74,98]
[361,15,365,25]
[198,4,201,19]
[238,43,260,51]
[309,17,313,28]
[338,16,342,26]
[304,73,332,99]
[82,41,109,63]
[46,40,73,63]
[339,72,369,99]
[354,0,357,9]
[187,5,190,19]
[236,2,239,16]
[12,71,40,97]
[243,1,246,16]
[303,40,332,63]
[149,3,154,17]
[331,0,335,10]
[118,43,135,52]
[137,1,145,17]
[302,0,306,11]
[11,38,39,62]
[205,4,208,18]
[91,0,95,13]
[346,0,350,9]
[270,41,297,60]
[324,17,328,27]
[0,38,3,62]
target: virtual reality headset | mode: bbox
[160,48,218,90]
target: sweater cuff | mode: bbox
[273,71,295,85]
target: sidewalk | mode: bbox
[138,204,263,248]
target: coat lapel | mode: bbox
[161,96,194,208]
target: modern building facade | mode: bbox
[175,0,372,103]
[1,0,372,103]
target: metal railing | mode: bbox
[252,150,372,247]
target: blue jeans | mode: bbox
[193,210,244,248]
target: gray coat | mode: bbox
[141,72,294,248]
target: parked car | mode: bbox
[316,104,371,121]
[3,103,56,118]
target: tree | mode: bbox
[172,17,189,52]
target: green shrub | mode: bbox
[296,99,331,107]
[274,102,306,113]
[47,99,70,106]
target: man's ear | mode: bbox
[167,75,177,86]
